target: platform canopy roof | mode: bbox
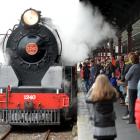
[80,0,140,31]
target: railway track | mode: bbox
[1,129,50,140]
[0,127,11,140]
[1,127,74,140]
[44,130,50,140]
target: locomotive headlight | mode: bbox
[22,9,40,26]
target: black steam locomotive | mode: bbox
[0,9,77,125]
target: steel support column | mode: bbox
[127,25,133,53]
[110,39,114,56]
[117,32,122,55]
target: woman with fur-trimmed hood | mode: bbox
[86,74,119,140]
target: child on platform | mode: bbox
[86,74,118,140]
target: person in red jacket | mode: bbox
[135,80,140,130]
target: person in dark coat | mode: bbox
[86,74,118,140]
[83,62,90,92]
[90,60,95,86]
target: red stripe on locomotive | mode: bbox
[0,93,69,109]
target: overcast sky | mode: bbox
[0,0,78,33]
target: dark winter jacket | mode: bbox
[93,100,116,127]
[83,65,90,80]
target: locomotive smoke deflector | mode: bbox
[21,8,41,26]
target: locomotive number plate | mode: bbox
[25,43,38,55]
[24,95,36,100]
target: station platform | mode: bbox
[77,80,140,140]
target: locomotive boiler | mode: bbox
[0,9,77,125]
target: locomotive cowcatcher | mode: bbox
[0,9,77,125]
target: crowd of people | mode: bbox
[79,52,140,140]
